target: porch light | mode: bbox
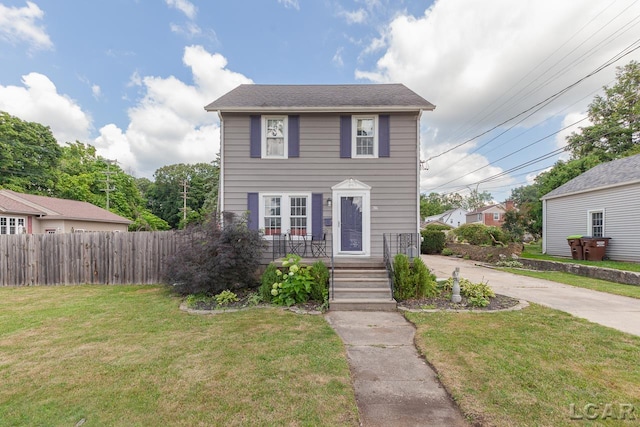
[327,197,332,207]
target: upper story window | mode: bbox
[0,216,25,235]
[352,116,378,158]
[262,116,288,159]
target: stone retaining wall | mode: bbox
[445,243,523,263]
[519,259,640,286]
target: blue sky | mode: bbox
[1,0,639,202]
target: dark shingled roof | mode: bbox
[205,84,435,112]
[542,153,640,200]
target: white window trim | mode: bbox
[587,209,605,237]
[493,212,500,220]
[0,215,26,235]
[258,192,311,239]
[352,115,378,158]
[261,115,288,159]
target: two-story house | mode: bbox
[205,84,434,261]
[465,201,515,227]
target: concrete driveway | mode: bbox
[422,255,640,337]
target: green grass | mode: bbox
[406,305,640,426]
[0,285,358,426]
[501,268,640,299]
[522,242,640,273]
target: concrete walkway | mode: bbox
[422,254,640,337]
[324,311,468,427]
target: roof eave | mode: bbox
[541,179,640,200]
[205,105,435,114]
[37,216,132,224]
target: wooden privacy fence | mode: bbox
[0,231,182,286]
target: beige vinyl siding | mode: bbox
[221,112,420,258]
[544,183,640,262]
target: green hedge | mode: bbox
[452,223,508,246]
[421,229,446,254]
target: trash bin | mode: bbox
[581,237,611,261]
[567,235,584,260]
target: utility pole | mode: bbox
[101,159,117,210]
[180,179,190,221]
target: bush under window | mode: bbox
[164,212,266,296]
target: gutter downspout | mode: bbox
[217,111,225,220]
[542,199,547,254]
[416,111,423,237]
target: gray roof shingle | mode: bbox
[542,153,640,199]
[0,190,132,224]
[205,84,435,112]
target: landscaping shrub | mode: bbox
[309,260,330,303]
[423,223,452,231]
[441,276,496,307]
[271,255,314,306]
[393,254,437,301]
[441,248,454,256]
[453,223,509,246]
[411,257,438,298]
[421,229,446,254]
[164,212,266,296]
[260,263,279,302]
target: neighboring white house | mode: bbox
[423,208,468,228]
[0,189,131,234]
[541,153,640,262]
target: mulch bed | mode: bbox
[398,292,521,311]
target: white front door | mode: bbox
[332,179,371,256]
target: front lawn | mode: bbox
[0,285,358,426]
[501,268,640,299]
[406,305,640,426]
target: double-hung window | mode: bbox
[260,193,310,237]
[0,216,25,235]
[262,116,288,159]
[589,210,604,237]
[352,115,378,158]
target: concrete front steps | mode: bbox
[329,259,397,311]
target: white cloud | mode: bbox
[91,84,101,99]
[339,8,367,24]
[170,22,202,37]
[0,72,91,144]
[95,46,252,177]
[278,0,300,11]
[165,0,197,19]
[332,47,344,67]
[358,0,640,195]
[0,1,52,50]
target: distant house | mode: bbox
[541,153,640,262]
[0,190,131,234]
[205,84,435,259]
[423,208,467,228]
[465,201,514,227]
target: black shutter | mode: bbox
[250,116,261,158]
[379,115,390,157]
[340,115,351,158]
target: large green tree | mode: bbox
[54,142,170,231]
[507,60,640,238]
[567,61,640,160]
[0,111,61,193]
[144,162,219,229]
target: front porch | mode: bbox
[268,233,421,311]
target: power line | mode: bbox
[423,36,640,164]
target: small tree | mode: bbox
[164,212,266,295]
